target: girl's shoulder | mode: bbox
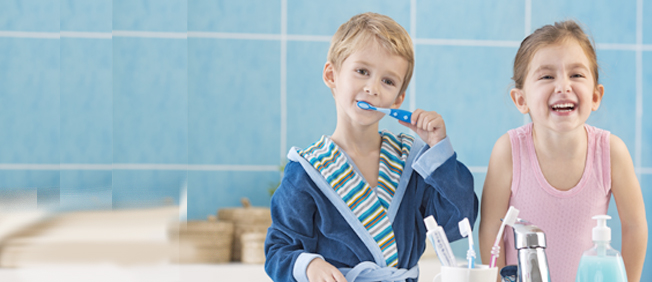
[608,134,630,165]
[487,133,513,181]
[492,133,513,160]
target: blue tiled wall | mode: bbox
[1,0,651,279]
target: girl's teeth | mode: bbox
[552,103,574,111]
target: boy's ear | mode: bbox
[510,88,529,114]
[323,62,336,89]
[391,91,406,108]
[591,84,604,111]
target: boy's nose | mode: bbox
[364,80,380,96]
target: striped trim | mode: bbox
[299,131,413,267]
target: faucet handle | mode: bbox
[512,219,547,249]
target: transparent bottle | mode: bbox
[575,215,627,282]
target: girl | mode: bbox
[479,20,647,282]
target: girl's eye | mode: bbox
[356,69,368,75]
[539,75,553,80]
[571,73,584,78]
[382,79,394,86]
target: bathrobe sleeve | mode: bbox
[411,136,479,242]
[264,161,323,282]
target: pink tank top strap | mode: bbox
[507,123,533,196]
[585,124,611,194]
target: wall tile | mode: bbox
[187,170,278,220]
[60,0,111,32]
[0,38,60,164]
[0,0,59,32]
[112,170,186,208]
[287,0,410,36]
[0,170,59,190]
[643,52,652,167]
[60,38,112,164]
[645,2,652,45]
[417,0,525,41]
[189,0,280,34]
[531,0,636,44]
[286,41,336,150]
[60,170,112,210]
[113,0,186,32]
[587,50,636,150]
[416,45,522,167]
[113,37,187,164]
[189,38,280,165]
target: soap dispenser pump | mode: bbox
[575,215,627,282]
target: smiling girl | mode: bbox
[478,20,647,282]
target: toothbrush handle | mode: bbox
[388,108,412,122]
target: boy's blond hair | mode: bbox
[327,12,414,95]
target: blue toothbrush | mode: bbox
[357,101,412,122]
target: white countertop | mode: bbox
[0,258,442,282]
[0,207,445,281]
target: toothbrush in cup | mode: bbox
[357,101,412,122]
[458,217,476,269]
[490,206,520,268]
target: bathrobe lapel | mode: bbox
[288,131,421,268]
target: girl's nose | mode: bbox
[555,79,572,94]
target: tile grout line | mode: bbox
[0,164,279,171]
[410,0,417,112]
[635,0,643,180]
[523,0,532,126]
[524,0,531,40]
[280,0,288,177]
[1,30,650,51]
[2,163,651,174]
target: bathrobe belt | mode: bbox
[339,261,419,282]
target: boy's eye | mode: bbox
[382,79,395,86]
[356,69,368,75]
[539,75,553,80]
[571,73,584,78]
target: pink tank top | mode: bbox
[505,123,611,282]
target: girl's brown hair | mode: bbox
[512,20,599,89]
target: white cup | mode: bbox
[433,264,498,282]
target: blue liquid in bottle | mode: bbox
[575,215,627,282]
[575,254,627,282]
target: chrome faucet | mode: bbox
[512,219,550,282]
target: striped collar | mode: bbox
[299,131,414,267]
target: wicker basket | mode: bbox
[241,232,267,264]
[169,215,234,263]
[217,198,271,261]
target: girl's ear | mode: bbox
[592,84,604,111]
[323,62,336,89]
[510,88,529,114]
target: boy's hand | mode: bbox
[399,109,446,147]
[307,258,348,282]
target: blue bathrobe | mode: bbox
[265,135,478,282]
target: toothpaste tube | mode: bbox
[424,215,456,267]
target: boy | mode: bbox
[265,12,478,282]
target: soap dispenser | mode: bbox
[575,215,627,282]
